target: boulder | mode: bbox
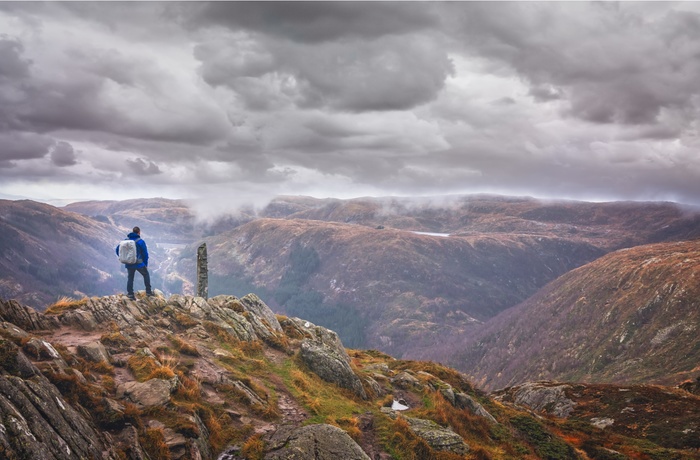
[453,392,498,424]
[590,417,615,429]
[440,387,456,406]
[265,424,370,460]
[390,371,422,390]
[117,378,176,407]
[504,382,576,419]
[239,294,283,342]
[77,341,110,363]
[22,337,64,362]
[212,299,258,341]
[404,416,470,455]
[240,294,282,332]
[102,398,126,425]
[0,321,29,340]
[54,296,151,332]
[300,339,367,399]
[364,376,385,398]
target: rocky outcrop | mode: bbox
[117,377,178,407]
[297,319,367,399]
[0,342,118,459]
[441,386,498,424]
[52,295,160,331]
[77,341,111,363]
[1,293,696,460]
[380,408,470,455]
[404,416,470,455]
[205,295,257,341]
[391,371,422,390]
[496,381,576,418]
[0,298,59,331]
[240,294,283,335]
[264,424,370,460]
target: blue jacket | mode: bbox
[116,232,149,269]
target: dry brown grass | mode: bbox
[140,427,171,460]
[168,334,200,357]
[328,415,362,442]
[45,296,88,315]
[127,353,160,382]
[174,371,201,402]
[388,416,466,460]
[174,312,199,328]
[100,331,131,350]
[147,366,176,380]
[241,434,265,460]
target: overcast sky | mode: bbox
[2,2,700,215]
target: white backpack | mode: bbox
[118,239,140,264]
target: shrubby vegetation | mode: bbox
[276,244,367,348]
[210,243,367,348]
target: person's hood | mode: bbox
[127,232,140,240]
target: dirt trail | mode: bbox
[40,327,104,352]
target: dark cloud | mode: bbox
[197,34,454,112]
[447,3,700,126]
[0,131,53,162]
[0,31,229,146]
[528,84,562,102]
[1,2,700,206]
[0,36,30,79]
[188,2,438,43]
[50,141,77,167]
[126,158,161,176]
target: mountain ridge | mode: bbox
[455,238,700,392]
[173,217,605,359]
[1,293,699,459]
[0,199,127,307]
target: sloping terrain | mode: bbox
[0,200,127,308]
[65,194,700,249]
[163,195,700,363]
[1,294,698,460]
[172,218,603,358]
[64,198,205,243]
[64,196,271,243]
[270,195,700,250]
[455,239,700,391]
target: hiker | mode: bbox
[116,226,154,300]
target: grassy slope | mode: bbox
[457,239,700,391]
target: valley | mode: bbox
[2,193,699,395]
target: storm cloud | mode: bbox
[1,2,700,209]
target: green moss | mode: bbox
[0,340,20,375]
[511,415,580,460]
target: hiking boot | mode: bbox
[127,294,136,301]
[146,292,155,297]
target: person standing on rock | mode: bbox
[116,226,154,300]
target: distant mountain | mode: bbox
[64,194,700,249]
[63,196,331,242]
[1,294,698,459]
[63,198,203,243]
[0,200,126,307]
[162,195,700,362]
[40,194,700,369]
[172,217,605,356]
[261,195,700,249]
[455,239,700,391]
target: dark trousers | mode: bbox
[127,266,152,295]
